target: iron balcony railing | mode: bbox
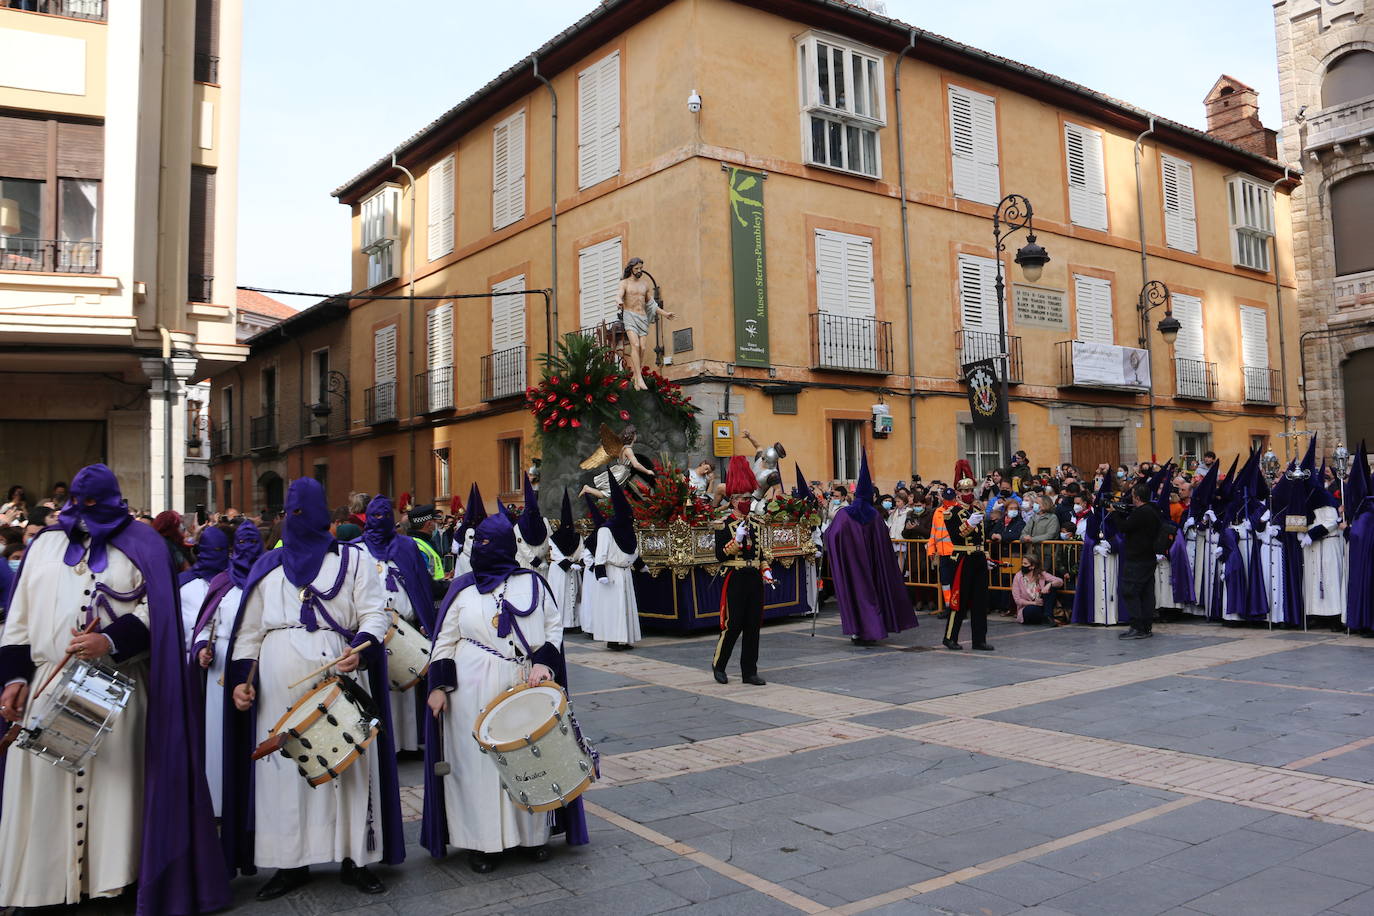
[1243,366,1281,405]
[482,346,527,402]
[0,238,101,274]
[300,402,347,440]
[365,381,398,424]
[955,328,1023,384]
[810,312,894,374]
[249,414,276,451]
[1,0,106,20]
[1055,340,1151,391]
[194,52,219,83]
[188,274,213,303]
[212,424,234,459]
[1174,357,1218,400]
[414,366,455,414]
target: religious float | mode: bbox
[528,332,820,632]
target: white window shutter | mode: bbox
[374,325,397,383]
[491,276,526,351]
[1240,305,1269,368]
[1170,293,1205,360]
[949,86,999,206]
[427,304,452,369]
[492,121,510,229]
[1161,154,1197,254]
[427,156,455,261]
[956,253,999,332]
[597,54,620,181]
[843,235,875,318]
[1073,275,1114,345]
[1065,123,1107,231]
[506,111,526,224]
[814,230,847,314]
[578,237,622,328]
[578,52,620,189]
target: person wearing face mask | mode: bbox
[942,478,993,651]
[925,488,959,614]
[1012,554,1064,625]
[712,457,769,685]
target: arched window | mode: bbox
[1330,173,1374,276]
[1322,50,1374,108]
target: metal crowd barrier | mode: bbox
[888,538,1084,613]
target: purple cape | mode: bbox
[1347,506,1374,630]
[1168,530,1196,605]
[0,522,230,915]
[821,511,916,640]
[217,546,405,877]
[359,496,437,633]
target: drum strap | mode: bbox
[85,580,147,628]
[299,548,354,636]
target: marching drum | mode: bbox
[472,682,597,813]
[384,612,430,691]
[16,659,135,772]
[253,676,380,787]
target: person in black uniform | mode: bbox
[712,456,767,685]
[1113,481,1164,639]
[944,477,994,651]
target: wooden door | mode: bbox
[1071,427,1119,475]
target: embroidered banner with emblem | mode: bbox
[962,357,1006,430]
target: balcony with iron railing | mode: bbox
[0,0,106,20]
[1056,340,1151,392]
[1173,357,1218,401]
[188,274,213,303]
[954,328,1023,384]
[1305,92,1374,152]
[249,413,277,452]
[194,52,219,83]
[365,381,398,425]
[0,238,101,274]
[300,401,347,440]
[414,366,455,414]
[810,312,893,374]
[482,346,527,402]
[212,424,234,459]
[1243,366,1281,406]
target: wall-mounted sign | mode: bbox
[712,419,736,457]
[1013,285,1069,331]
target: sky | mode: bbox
[237,0,1282,309]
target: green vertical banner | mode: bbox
[727,167,770,367]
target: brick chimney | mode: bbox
[1204,75,1278,158]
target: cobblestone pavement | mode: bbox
[64,609,1374,914]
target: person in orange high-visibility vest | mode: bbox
[926,487,958,615]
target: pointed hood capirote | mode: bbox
[793,462,818,504]
[361,494,399,559]
[455,483,487,551]
[607,471,637,554]
[279,477,334,587]
[842,449,878,526]
[584,493,607,529]
[228,519,264,590]
[57,463,132,573]
[518,474,548,546]
[551,488,581,555]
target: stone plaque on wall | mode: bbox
[1012,285,1069,330]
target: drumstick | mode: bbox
[286,640,374,690]
[0,621,98,755]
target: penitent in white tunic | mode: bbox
[193,585,240,817]
[369,557,420,752]
[1305,507,1348,619]
[0,531,149,907]
[179,577,210,651]
[547,539,584,630]
[584,529,641,645]
[432,574,560,853]
[231,545,389,869]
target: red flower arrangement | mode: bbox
[526,335,632,439]
[639,368,701,447]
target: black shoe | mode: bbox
[712,668,728,684]
[942,638,962,650]
[467,851,498,874]
[972,643,994,651]
[340,858,385,895]
[851,637,879,646]
[524,845,552,863]
[1136,630,1153,639]
[743,675,766,686]
[1117,628,1140,639]
[256,866,310,901]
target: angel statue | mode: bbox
[579,423,657,500]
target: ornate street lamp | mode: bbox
[992,194,1050,471]
[1137,279,1180,458]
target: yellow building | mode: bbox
[0,0,246,510]
[279,0,1298,510]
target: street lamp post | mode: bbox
[991,194,1050,472]
[1136,279,1180,461]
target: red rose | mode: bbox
[571,418,582,428]
[551,376,560,384]
[619,410,630,420]
[558,418,568,428]
[608,394,618,403]
[571,383,579,392]
[619,380,629,390]
[584,375,591,385]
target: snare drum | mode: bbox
[384,612,430,692]
[472,682,597,813]
[17,659,135,772]
[254,676,380,787]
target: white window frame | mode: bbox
[963,424,1002,479]
[426,303,454,410]
[578,236,623,330]
[374,324,398,420]
[309,347,330,406]
[493,110,526,230]
[426,155,455,262]
[435,447,451,501]
[1169,292,1208,399]
[796,31,886,178]
[948,84,1001,206]
[1227,174,1274,271]
[814,228,880,371]
[1064,121,1108,231]
[1072,274,1115,345]
[500,438,522,495]
[361,184,402,288]
[490,274,528,401]
[1160,154,1198,254]
[577,52,621,190]
[832,419,864,482]
[1177,431,1210,473]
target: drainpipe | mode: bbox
[1271,167,1294,459]
[532,55,559,351]
[894,29,918,478]
[391,153,418,498]
[157,325,174,512]
[1133,117,1157,459]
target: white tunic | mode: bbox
[231,545,389,869]
[584,529,641,646]
[515,531,549,574]
[1255,525,1287,625]
[1083,545,1121,625]
[432,574,560,853]
[1305,507,1348,618]
[1153,557,1175,611]
[179,577,210,650]
[196,585,240,816]
[547,539,585,630]
[452,529,476,580]
[0,531,149,907]
[368,556,420,752]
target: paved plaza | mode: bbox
[74,608,1374,915]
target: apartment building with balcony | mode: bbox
[0,0,245,510]
[1275,0,1374,456]
[226,0,1295,508]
